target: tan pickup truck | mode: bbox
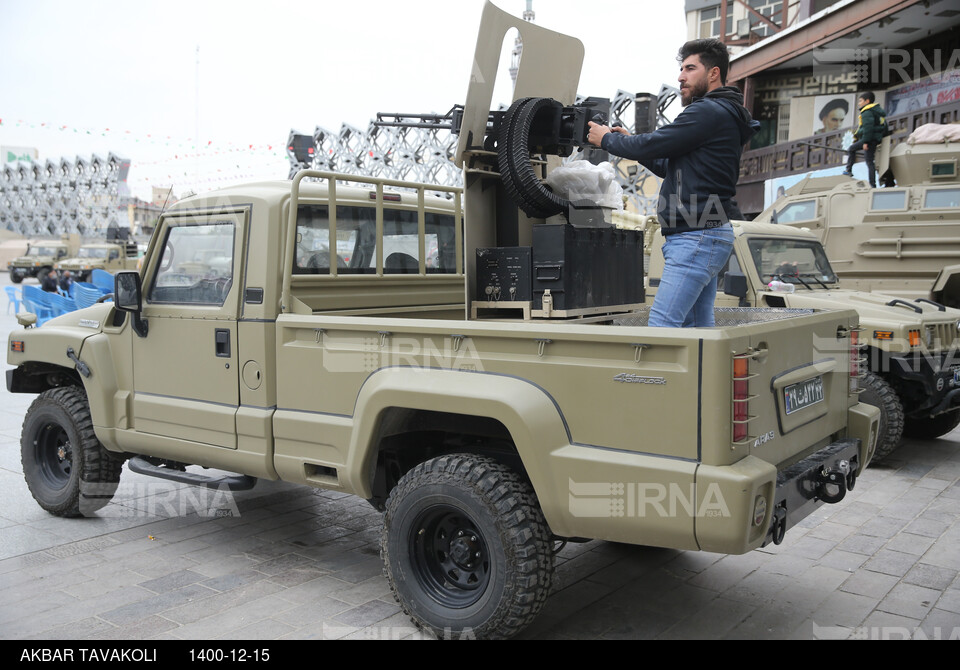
[5,1,879,639]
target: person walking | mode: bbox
[587,38,759,327]
[842,92,887,188]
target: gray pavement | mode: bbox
[0,273,959,640]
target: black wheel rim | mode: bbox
[410,505,491,608]
[34,422,73,490]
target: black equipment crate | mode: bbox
[532,224,645,311]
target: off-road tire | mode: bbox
[21,386,123,517]
[903,409,960,440]
[497,97,568,219]
[381,453,554,640]
[859,371,905,463]
[9,269,22,284]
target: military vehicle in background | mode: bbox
[754,125,960,309]
[55,227,140,282]
[7,234,80,284]
[643,220,960,462]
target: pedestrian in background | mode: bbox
[842,92,888,188]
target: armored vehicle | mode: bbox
[755,129,960,309]
[646,221,960,462]
[55,228,140,282]
[5,2,879,639]
[8,234,80,283]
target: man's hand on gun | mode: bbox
[587,121,630,147]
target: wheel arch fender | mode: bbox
[343,367,572,502]
[9,328,123,450]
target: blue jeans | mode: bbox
[649,226,735,328]
[846,139,876,187]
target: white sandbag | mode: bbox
[907,123,960,144]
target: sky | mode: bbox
[0,0,689,200]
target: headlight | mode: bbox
[926,326,935,349]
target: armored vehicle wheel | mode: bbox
[9,269,22,284]
[903,409,960,440]
[21,386,123,517]
[859,371,905,463]
[381,453,554,640]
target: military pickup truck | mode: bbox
[755,132,960,309]
[55,232,140,282]
[645,221,960,462]
[8,234,80,283]
[4,1,879,639]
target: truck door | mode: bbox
[130,211,245,450]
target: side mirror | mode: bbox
[723,272,749,304]
[115,271,148,337]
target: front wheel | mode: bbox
[21,386,123,517]
[9,269,23,284]
[903,410,960,440]
[381,453,554,640]
[859,371,904,463]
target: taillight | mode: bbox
[733,354,754,444]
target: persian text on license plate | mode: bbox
[784,376,824,415]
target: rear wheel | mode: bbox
[21,386,123,517]
[903,410,960,440]
[381,453,554,639]
[859,371,905,463]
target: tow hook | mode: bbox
[770,506,787,545]
[817,460,851,504]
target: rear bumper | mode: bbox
[763,438,861,547]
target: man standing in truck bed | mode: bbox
[588,39,759,327]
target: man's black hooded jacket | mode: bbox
[601,86,760,234]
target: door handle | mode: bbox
[215,329,231,358]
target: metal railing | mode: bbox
[739,99,960,185]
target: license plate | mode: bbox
[784,376,824,415]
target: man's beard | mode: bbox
[681,81,709,107]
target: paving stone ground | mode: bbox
[1,274,958,640]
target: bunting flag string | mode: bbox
[0,115,283,161]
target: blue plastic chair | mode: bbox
[91,269,115,294]
[73,283,103,309]
[5,286,21,314]
[46,291,78,317]
[21,285,55,326]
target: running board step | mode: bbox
[128,456,257,491]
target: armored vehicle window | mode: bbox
[924,188,960,209]
[295,204,457,275]
[148,221,235,305]
[870,190,907,211]
[774,200,816,223]
[78,247,109,259]
[747,237,837,285]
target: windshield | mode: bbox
[78,247,109,259]
[27,246,61,257]
[747,238,838,286]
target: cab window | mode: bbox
[774,200,816,223]
[149,221,236,305]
